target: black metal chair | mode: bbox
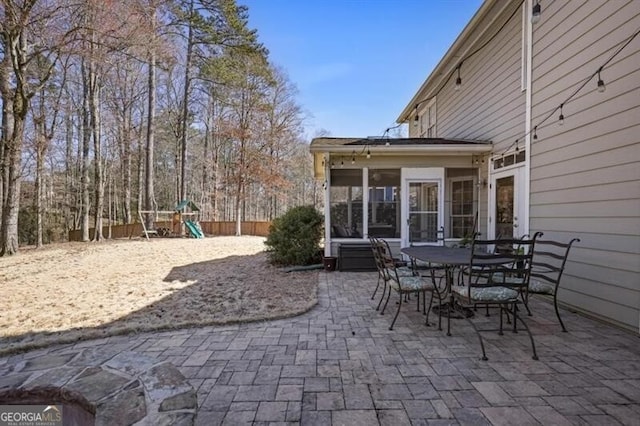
[449,234,540,360]
[369,237,413,311]
[377,239,442,330]
[527,238,580,332]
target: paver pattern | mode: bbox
[2,271,640,425]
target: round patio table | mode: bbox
[401,245,509,335]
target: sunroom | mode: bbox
[310,137,493,270]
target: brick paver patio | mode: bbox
[2,271,639,425]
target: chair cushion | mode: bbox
[529,279,555,294]
[390,275,434,292]
[396,267,414,277]
[451,284,519,302]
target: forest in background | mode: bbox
[0,0,321,255]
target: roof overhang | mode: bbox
[310,137,492,179]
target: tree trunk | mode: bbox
[35,129,45,248]
[81,60,91,242]
[145,47,156,229]
[179,2,195,203]
[91,59,104,242]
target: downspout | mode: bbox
[524,0,534,237]
[324,153,331,257]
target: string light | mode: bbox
[351,151,356,164]
[403,10,638,163]
[406,3,522,120]
[558,103,564,126]
[413,108,419,127]
[366,147,371,159]
[531,1,541,24]
[340,157,344,168]
[515,139,519,152]
[597,67,606,92]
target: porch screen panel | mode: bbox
[368,169,400,238]
[408,182,439,243]
[330,169,363,238]
[451,179,475,238]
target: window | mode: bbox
[368,169,400,238]
[493,150,526,170]
[419,98,437,137]
[450,179,475,238]
[330,169,363,238]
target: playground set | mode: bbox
[138,200,204,239]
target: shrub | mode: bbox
[265,205,323,266]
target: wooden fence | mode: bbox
[68,221,272,241]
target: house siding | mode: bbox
[407,2,524,245]
[425,1,526,156]
[530,0,640,330]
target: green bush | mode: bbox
[265,205,323,266]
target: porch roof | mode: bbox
[310,137,492,179]
[310,136,492,153]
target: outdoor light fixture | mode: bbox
[454,65,462,91]
[558,103,564,126]
[366,147,371,159]
[597,68,606,92]
[531,1,541,24]
[533,125,538,140]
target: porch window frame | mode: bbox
[447,176,478,240]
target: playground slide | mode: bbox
[184,220,204,239]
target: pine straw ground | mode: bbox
[0,236,318,355]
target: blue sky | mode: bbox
[241,0,483,140]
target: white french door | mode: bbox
[401,168,445,247]
[489,166,527,240]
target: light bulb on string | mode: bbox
[531,1,541,24]
[597,68,606,93]
[558,104,564,126]
[351,150,355,165]
[366,147,371,159]
[515,139,519,152]
[533,126,538,140]
[454,65,462,91]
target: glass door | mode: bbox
[490,167,526,239]
[401,168,444,248]
[495,176,515,239]
[407,181,440,245]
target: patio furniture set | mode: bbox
[369,234,580,361]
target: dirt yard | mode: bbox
[0,236,318,355]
